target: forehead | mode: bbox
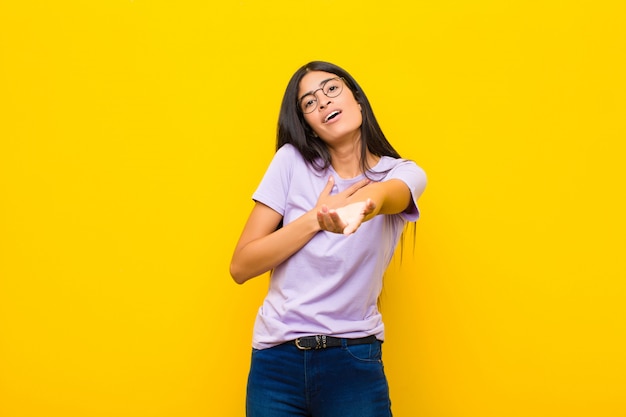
[298,71,338,95]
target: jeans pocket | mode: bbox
[344,341,383,363]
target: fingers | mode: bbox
[318,201,372,235]
[317,177,371,210]
[315,176,336,207]
[363,198,376,216]
[321,176,335,196]
[344,178,371,196]
[317,205,347,234]
[327,209,346,232]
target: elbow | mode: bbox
[230,250,272,284]
[229,262,251,285]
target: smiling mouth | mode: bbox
[324,111,341,123]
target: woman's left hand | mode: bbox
[317,199,376,235]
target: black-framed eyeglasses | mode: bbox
[298,77,345,114]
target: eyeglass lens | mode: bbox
[300,78,343,114]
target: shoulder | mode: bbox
[375,157,427,203]
[271,144,326,178]
[274,143,302,161]
[263,144,303,175]
[375,157,426,181]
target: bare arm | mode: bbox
[317,179,412,235]
[360,178,412,218]
[229,176,371,284]
[229,203,318,284]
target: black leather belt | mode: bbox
[292,335,377,350]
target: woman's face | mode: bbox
[298,71,362,144]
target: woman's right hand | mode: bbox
[315,176,373,234]
[315,176,370,210]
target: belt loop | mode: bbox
[340,338,348,348]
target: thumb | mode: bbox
[321,175,335,196]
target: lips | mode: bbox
[323,110,342,123]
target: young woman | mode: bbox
[230,61,427,417]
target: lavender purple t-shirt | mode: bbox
[251,144,427,349]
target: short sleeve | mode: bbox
[386,160,427,221]
[251,145,298,216]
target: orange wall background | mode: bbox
[1,1,625,416]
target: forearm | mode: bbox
[230,209,320,284]
[357,179,411,221]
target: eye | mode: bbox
[302,95,317,110]
[324,79,343,96]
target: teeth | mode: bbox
[325,111,340,123]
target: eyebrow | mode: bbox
[298,77,336,102]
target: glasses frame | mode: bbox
[298,77,346,114]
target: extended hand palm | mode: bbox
[315,176,376,235]
[318,199,376,235]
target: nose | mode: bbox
[318,99,332,111]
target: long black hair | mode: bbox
[277,61,401,175]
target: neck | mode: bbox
[328,135,379,179]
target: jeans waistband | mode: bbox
[291,335,377,350]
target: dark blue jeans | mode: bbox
[246,339,392,417]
